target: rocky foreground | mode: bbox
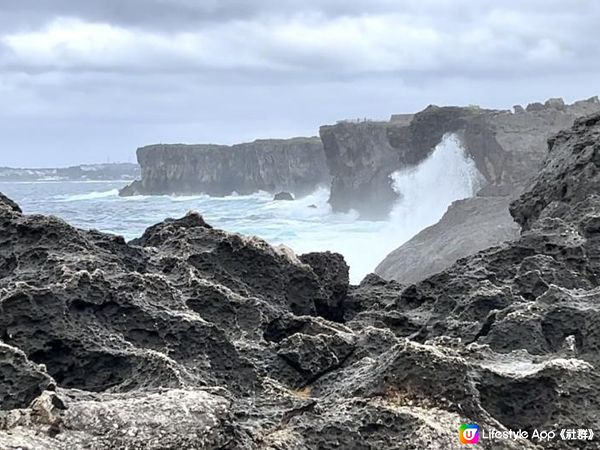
[2,113,600,449]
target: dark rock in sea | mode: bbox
[2,113,600,448]
[115,180,140,198]
[273,192,294,201]
[375,97,600,282]
[119,137,330,198]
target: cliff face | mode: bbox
[374,97,600,283]
[119,137,329,197]
[319,108,479,219]
[2,113,600,449]
[322,98,600,219]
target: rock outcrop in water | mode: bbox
[374,97,600,283]
[119,138,329,198]
[2,112,600,449]
[273,192,295,201]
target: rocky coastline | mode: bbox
[0,163,139,182]
[375,97,600,283]
[2,111,600,448]
[119,138,329,198]
[322,97,600,219]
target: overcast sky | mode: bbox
[1,0,599,167]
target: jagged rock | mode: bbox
[0,192,21,213]
[299,252,349,321]
[545,97,566,111]
[0,204,326,401]
[116,180,140,197]
[277,329,355,385]
[273,192,295,201]
[2,112,600,449]
[0,342,54,410]
[526,102,545,112]
[511,112,600,231]
[131,212,323,317]
[119,138,329,198]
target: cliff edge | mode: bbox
[375,97,600,283]
[119,137,329,197]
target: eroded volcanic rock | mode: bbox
[2,113,600,449]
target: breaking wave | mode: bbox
[55,189,119,201]
[4,134,484,283]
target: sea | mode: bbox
[0,134,483,283]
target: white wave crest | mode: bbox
[55,189,119,201]
[283,133,484,283]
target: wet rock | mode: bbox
[376,196,520,284]
[273,192,294,201]
[116,180,141,197]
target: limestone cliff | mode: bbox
[119,137,329,197]
[322,97,600,219]
[373,97,600,283]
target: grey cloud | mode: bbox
[1,1,599,78]
[1,1,594,32]
[0,1,598,167]
[0,0,405,32]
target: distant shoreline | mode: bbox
[0,179,134,184]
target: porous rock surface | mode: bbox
[2,113,600,448]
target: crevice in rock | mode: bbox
[469,311,497,343]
